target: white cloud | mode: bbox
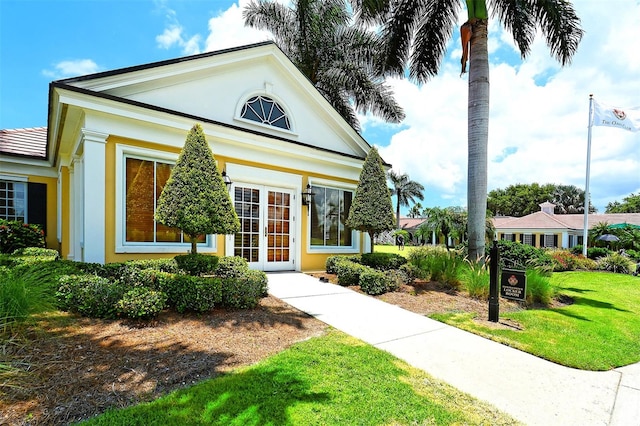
[154,1,202,55]
[204,0,274,51]
[42,59,100,79]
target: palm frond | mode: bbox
[410,0,461,82]
[380,0,427,75]
[528,0,583,66]
[490,0,536,58]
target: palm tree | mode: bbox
[388,171,425,229]
[351,0,583,260]
[243,0,405,132]
[425,206,455,250]
[407,202,423,218]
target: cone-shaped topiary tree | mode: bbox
[346,147,395,253]
[155,124,240,254]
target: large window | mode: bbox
[310,185,353,247]
[125,157,205,244]
[240,95,291,130]
[0,180,26,222]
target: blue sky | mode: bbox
[1,0,639,214]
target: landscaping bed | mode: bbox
[1,296,326,425]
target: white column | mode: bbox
[80,129,108,263]
[561,231,569,249]
[67,162,76,260]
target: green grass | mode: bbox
[430,271,640,371]
[80,330,519,425]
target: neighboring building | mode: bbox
[0,41,389,271]
[493,202,640,249]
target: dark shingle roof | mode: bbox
[0,127,47,159]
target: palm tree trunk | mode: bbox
[467,19,490,261]
[396,189,401,229]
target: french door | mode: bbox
[232,184,295,271]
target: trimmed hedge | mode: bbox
[326,255,361,274]
[360,252,407,270]
[335,260,370,286]
[117,287,167,319]
[56,274,126,319]
[220,269,268,309]
[175,253,219,276]
[359,269,393,296]
[215,256,250,278]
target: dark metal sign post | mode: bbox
[488,240,499,322]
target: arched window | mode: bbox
[240,95,291,130]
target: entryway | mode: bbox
[231,184,296,271]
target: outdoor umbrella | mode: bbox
[597,234,620,242]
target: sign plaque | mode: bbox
[500,268,527,301]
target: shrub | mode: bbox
[549,250,595,272]
[335,259,370,286]
[358,269,393,295]
[165,275,221,313]
[525,268,556,306]
[492,240,552,269]
[587,247,611,260]
[0,219,45,254]
[215,256,250,278]
[325,255,361,274]
[220,270,268,309]
[11,247,60,260]
[125,258,181,273]
[56,275,126,319]
[397,263,419,285]
[117,287,167,320]
[463,260,489,300]
[596,253,634,274]
[360,252,407,271]
[175,253,219,276]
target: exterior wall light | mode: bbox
[302,183,314,206]
[221,170,232,189]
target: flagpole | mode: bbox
[583,94,594,257]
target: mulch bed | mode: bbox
[1,296,326,425]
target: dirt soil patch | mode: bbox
[3,274,544,425]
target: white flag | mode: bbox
[592,99,640,132]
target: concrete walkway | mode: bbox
[267,272,640,426]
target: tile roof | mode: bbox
[0,127,47,159]
[493,212,640,230]
[399,217,427,229]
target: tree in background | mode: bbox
[155,124,240,254]
[552,184,596,214]
[346,147,396,252]
[488,183,594,217]
[351,0,583,260]
[424,207,456,250]
[388,171,425,228]
[407,202,424,218]
[606,193,640,213]
[243,0,404,132]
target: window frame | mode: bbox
[115,145,217,253]
[235,92,297,136]
[0,176,28,222]
[306,178,359,254]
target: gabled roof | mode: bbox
[47,41,384,168]
[0,127,47,159]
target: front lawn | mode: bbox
[431,271,640,370]
[80,330,518,425]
